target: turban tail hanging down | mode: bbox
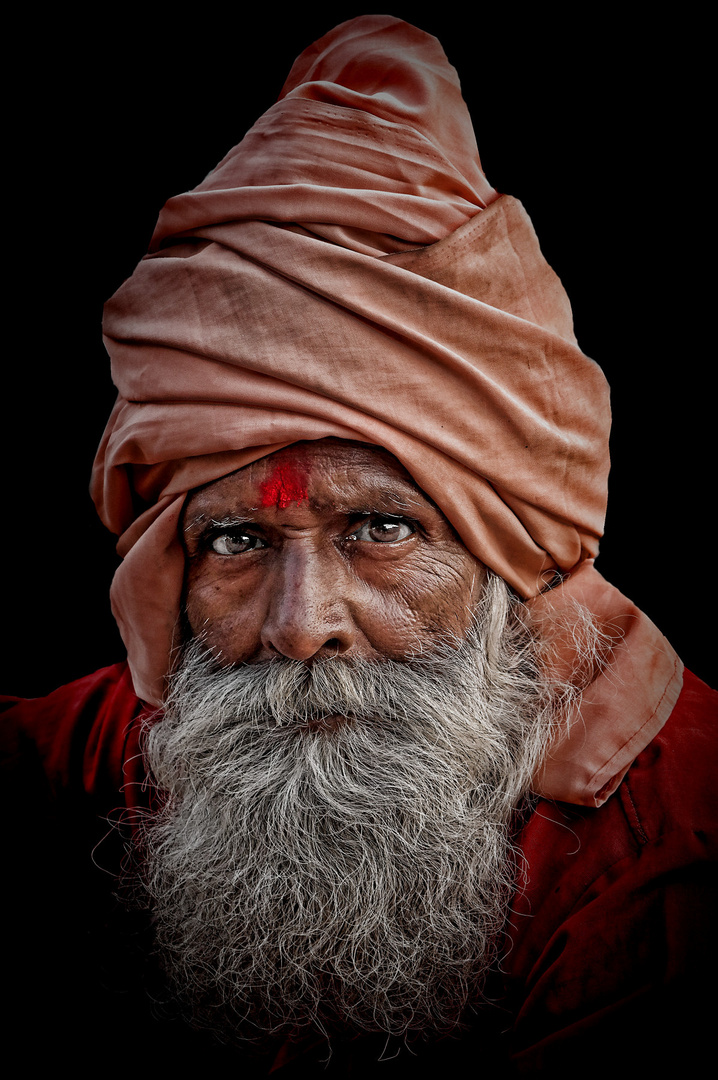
[93,15,680,803]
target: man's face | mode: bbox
[141,440,559,1043]
[182,439,484,667]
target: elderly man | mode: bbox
[3,15,716,1075]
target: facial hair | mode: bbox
[132,575,574,1046]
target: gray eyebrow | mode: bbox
[183,512,260,534]
[327,484,427,514]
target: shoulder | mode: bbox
[517,668,717,883]
[504,670,717,1068]
[619,667,717,843]
[2,666,155,1059]
[1,662,148,803]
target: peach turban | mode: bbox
[93,16,680,795]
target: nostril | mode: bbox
[262,633,351,662]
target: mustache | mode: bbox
[153,615,549,809]
[168,632,489,730]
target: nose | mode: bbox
[260,542,357,661]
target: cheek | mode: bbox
[413,554,483,629]
[184,566,265,659]
[356,551,484,649]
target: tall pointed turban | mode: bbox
[93,14,612,706]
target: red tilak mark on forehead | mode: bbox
[259,463,309,509]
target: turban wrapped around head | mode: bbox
[96,15,612,710]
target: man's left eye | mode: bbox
[347,517,416,543]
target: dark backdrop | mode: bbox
[3,8,712,696]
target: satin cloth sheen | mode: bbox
[91,16,682,803]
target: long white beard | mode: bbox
[134,575,581,1045]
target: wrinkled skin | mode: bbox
[182,439,485,665]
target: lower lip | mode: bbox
[301,713,350,732]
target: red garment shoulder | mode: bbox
[624,667,718,840]
[1,662,150,809]
[504,669,718,1069]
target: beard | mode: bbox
[131,574,582,1048]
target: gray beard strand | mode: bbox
[131,575,583,1046]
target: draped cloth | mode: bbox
[92,16,681,803]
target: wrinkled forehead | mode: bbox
[184,438,438,519]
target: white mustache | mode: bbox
[167,638,474,728]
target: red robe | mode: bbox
[2,665,716,1072]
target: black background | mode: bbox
[3,7,713,696]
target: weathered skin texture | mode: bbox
[182,439,485,665]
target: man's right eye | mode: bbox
[210,531,266,555]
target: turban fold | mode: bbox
[94,15,613,706]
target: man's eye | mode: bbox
[210,531,265,555]
[347,517,416,543]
